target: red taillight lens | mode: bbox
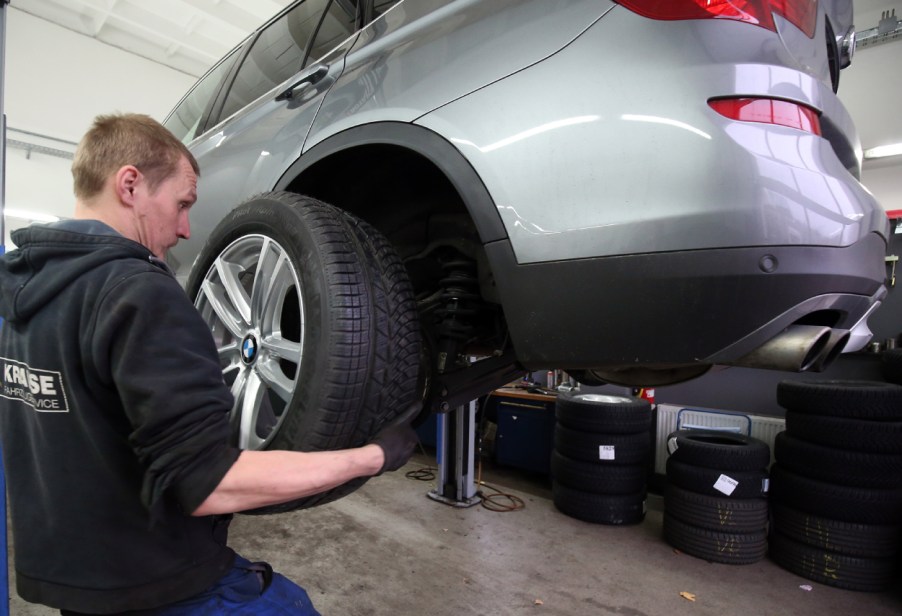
[616,1,818,38]
[772,0,818,37]
[709,98,822,135]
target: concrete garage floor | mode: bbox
[7,451,902,615]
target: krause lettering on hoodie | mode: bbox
[0,357,69,412]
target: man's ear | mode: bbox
[115,165,141,206]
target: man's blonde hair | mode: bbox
[72,113,199,200]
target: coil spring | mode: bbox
[435,259,479,342]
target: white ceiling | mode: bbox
[11,0,296,78]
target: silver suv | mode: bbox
[164,0,885,503]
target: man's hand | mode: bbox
[369,402,422,475]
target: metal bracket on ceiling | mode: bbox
[856,9,902,50]
[6,128,78,161]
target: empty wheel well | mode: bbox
[285,143,471,252]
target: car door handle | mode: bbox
[275,64,330,101]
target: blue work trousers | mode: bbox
[61,555,321,615]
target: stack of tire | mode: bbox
[551,393,652,525]
[663,430,770,564]
[883,347,902,386]
[769,380,902,592]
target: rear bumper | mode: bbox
[487,232,887,369]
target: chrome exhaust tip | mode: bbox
[729,324,831,372]
[809,329,851,372]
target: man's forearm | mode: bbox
[192,445,385,516]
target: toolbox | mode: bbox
[491,388,557,474]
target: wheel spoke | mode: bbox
[201,278,247,340]
[236,370,267,450]
[259,250,295,330]
[221,358,242,390]
[218,340,241,367]
[214,255,252,327]
[260,333,301,364]
[249,238,280,327]
[255,356,295,404]
[229,366,249,409]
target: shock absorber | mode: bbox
[434,258,480,373]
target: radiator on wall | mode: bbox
[653,403,785,474]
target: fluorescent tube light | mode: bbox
[864,143,902,160]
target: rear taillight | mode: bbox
[616,0,818,38]
[708,98,822,135]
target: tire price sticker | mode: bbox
[666,436,679,455]
[713,474,738,496]
[598,445,616,461]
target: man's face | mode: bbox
[131,156,197,259]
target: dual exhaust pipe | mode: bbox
[729,324,851,373]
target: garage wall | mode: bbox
[839,4,902,213]
[862,162,901,211]
[3,7,196,247]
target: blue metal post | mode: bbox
[426,400,479,508]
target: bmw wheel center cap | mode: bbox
[241,335,258,365]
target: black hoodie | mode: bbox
[0,220,240,613]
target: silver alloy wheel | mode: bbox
[194,233,304,450]
[573,394,636,405]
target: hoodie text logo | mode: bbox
[0,357,69,412]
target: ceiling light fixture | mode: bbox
[864,143,902,160]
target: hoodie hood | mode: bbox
[0,220,166,324]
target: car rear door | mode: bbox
[169,0,363,279]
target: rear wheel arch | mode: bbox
[275,122,507,248]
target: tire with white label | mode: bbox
[552,482,646,525]
[774,431,902,489]
[665,458,768,499]
[663,513,767,564]
[664,484,767,533]
[553,423,650,465]
[554,393,651,434]
[666,429,770,471]
[769,531,897,592]
[551,450,646,495]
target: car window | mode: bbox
[307,0,360,62]
[219,0,357,122]
[163,47,241,143]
